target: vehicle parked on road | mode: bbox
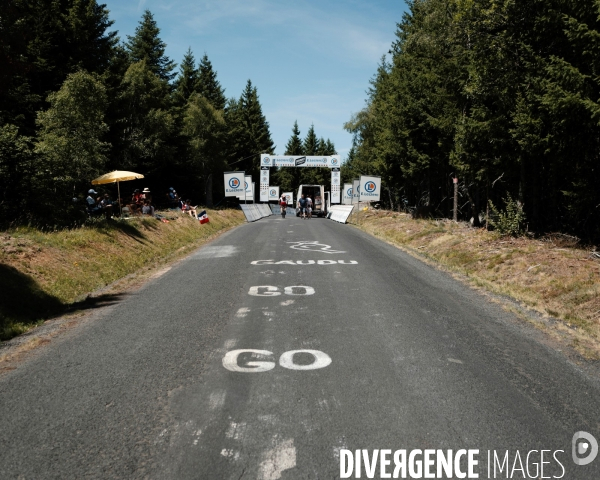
[296,185,327,217]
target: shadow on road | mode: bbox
[0,263,127,341]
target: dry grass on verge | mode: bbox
[0,209,245,340]
[354,209,600,359]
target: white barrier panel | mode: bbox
[328,205,354,224]
[241,204,273,222]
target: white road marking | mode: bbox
[235,308,250,318]
[280,300,295,306]
[222,350,276,372]
[258,438,297,480]
[224,339,237,349]
[225,422,246,440]
[192,246,238,259]
[279,350,332,370]
[283,286,315,296]
[209,391,226,410]
[251,260,358,265]
[249,286,281,297]
[263,311,274,316]
[447,358,464,364]
[287,240,346,254]
[220,449,240,460]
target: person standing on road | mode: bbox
[298,194,307,219]
[306,196,313,219]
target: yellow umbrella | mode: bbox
[91,170,144,215]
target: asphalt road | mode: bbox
[1,214,600,479]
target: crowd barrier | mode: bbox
[327,205,355,224]
[240,203,273,222]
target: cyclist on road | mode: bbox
[306,196,313,219]
[279,194,287,217]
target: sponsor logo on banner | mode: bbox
[229,178,240,189]
[270,189,276,197]
[295,157,306,166]
[347,187,352,197]
[331,157,339,166]
[262,157,271,165]
[359,175,380,201]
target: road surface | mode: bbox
[1,214,599,479]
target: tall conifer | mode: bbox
[196,54,226,110]
[125,10,176,82]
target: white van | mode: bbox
[296,185,327,217]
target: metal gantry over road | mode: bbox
[1,216,600,479]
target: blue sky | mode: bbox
[102,0,408,160]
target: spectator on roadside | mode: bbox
[181,199,197,218]
[142,200,154,216]
[86,189,102,216]
[167,187,180,209]
[132,188,143,206]
[99,193,113,218]
[142,187,152,204]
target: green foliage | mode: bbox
[347,0,600,241]
[183,93,227,199]
[173,48,198,106]
[34,71,109,218]
[125,10,176,82]
[488,194,528,237]
[197,54,227,110]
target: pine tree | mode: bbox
[125,10,176,82]
[237,80,275,178]
[303,124,318,155]
[196,54,226,111]
[284,121,303,155]
[173,48,198,105]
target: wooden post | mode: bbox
[453,177,458,222]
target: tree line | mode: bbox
[345,0,600,241]
[0,2,276,226]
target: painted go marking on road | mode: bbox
[222,349,332,372]
[248,286,315,296]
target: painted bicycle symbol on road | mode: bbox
[287,241,346,254]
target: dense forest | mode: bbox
[344,0,600,241]
[1,1,335,225]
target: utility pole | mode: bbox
[453,177,458,222]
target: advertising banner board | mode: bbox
[238,175,253,200]
[224,171,245,197]
[342,183,353,205]
[268,186,280,201]
[245,175,252,198]
[359,175,381,202]
[260,166,269,202]
[260,154,340,168]
[331,168,341,204]
[352,179,360,203]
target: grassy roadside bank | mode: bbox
[0,209,245,341]
[352,209,600,359]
